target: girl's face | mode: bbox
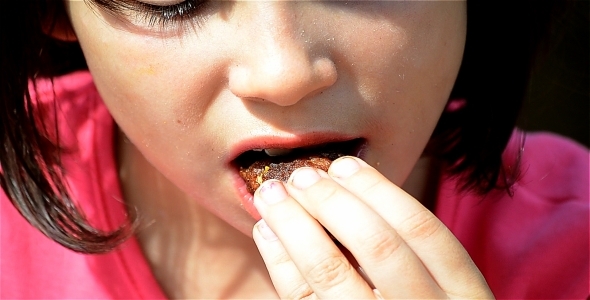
[67,0,466,235]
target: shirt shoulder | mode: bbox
[1,72,166,299]
[436,131,589,299]
[517,131,588,202]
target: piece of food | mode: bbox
[239,153,341,194]
[235,139,363,194]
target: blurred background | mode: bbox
[518,0,589,147]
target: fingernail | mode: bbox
[291,168,321,189]
[256,220,278,241]
[329,156,361,178]
[258,180,288,205]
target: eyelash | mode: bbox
[97,0,209,31]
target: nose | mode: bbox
[228,3,337,107]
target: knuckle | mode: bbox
[399,210,445,242]
[305,255,352,290]
[285,283,316,300]
[356,174,388,199]
[268,248,293,266]
[264,252,318,300]
[305,180,340,206]
[358,229,404,263]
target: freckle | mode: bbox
[176,119,182,124]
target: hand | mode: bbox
[252,156,494,299]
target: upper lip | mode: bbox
[227,132,362,165]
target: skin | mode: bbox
[65,0,493,298]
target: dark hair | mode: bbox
[428,0,564,193]
[0,0,128,253]
[0,0,563,253]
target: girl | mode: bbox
[1,0,587,298]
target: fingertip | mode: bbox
[254,219,279,242]
[289,167,322,190]
[329,156,361,179]
[254,180,289,209]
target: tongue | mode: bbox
[238,150,344,194]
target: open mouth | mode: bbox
[234,138,365,194]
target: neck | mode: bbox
[116,131,277,299]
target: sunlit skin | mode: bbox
[65,0,493,298]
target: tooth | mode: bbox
[252,148,263,151]
[264,148,292,156]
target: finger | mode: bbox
[253,180,375,299]
[285,167,445,299]
[327,156,492,298]
[252,220,315,299]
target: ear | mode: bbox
[42,1,77,42]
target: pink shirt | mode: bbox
[1,72,588,298]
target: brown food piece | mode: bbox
[239,155,335,194]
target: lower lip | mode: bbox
[231,171,261,220]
